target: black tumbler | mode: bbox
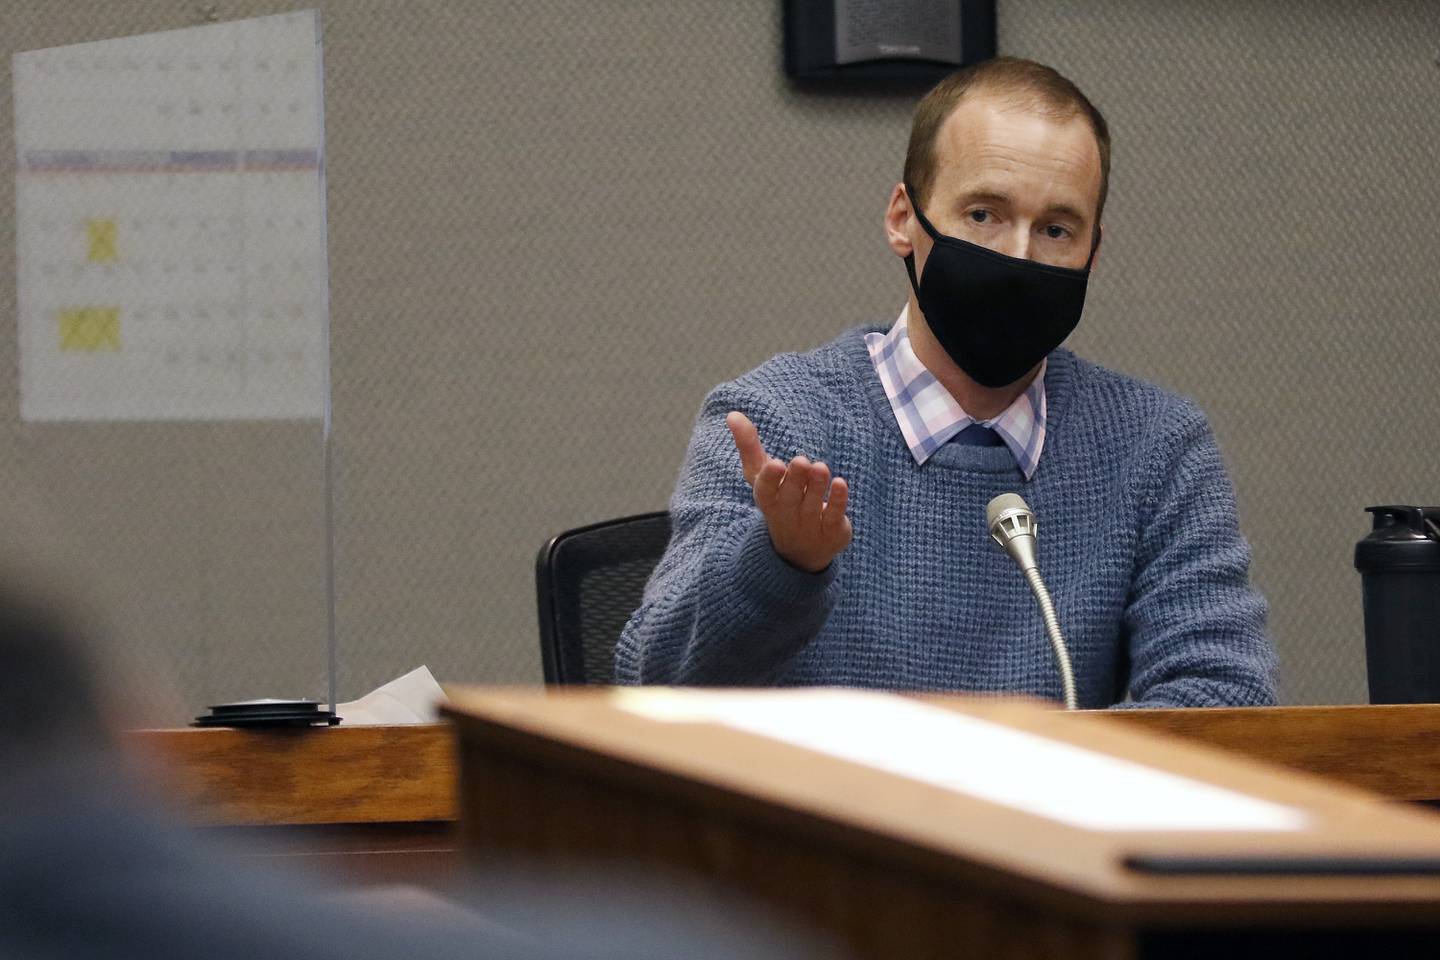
[1355,505,1440,704]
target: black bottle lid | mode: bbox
[1354,505,1440,572]
[191,698,340,728]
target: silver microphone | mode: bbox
[986,493,1078,710]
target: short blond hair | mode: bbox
[904,57,1111,228]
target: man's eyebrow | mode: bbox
[956,190,1091,225]
[958,189,1013,207]
[1044,202,1088,223]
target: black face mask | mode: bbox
[903,184,1094,389]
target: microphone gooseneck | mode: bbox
[986,493,1078,711]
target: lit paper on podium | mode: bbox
[615,689,1309,833]
[13,11,328,421]
[333,665,447,726]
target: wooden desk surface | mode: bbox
[124,701,1440,828]
[444,688,1440,927]
[125,724,457,826]
[124,724,461,889]
[1099,703,1440,804]
[125,702,1440,902]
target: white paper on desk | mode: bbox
[614,689,1310,834]
[335,666,446,725]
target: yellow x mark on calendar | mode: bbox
[58,307,121,352]
[86,219,119,263]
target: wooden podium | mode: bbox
[444,689,1440,959]
[124,725,459,887]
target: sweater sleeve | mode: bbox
[1118,400,1279,708]
[613,380,842,685]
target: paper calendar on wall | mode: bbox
[13,10,328,421]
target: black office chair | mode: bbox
[535,511,672,685]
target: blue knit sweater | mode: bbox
[615,328,1278,708]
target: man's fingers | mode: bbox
[752,457,786,509]
[775,456,811,514]
[798,461,830,525]
[823,477,850,533]
[726,412,766,484]
[748,442,852,569]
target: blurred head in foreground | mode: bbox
[0,500,833,960]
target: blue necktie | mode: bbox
[952,423,1004,447]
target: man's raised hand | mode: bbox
[726,411,852,574]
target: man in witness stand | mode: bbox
[615,57,1277,707]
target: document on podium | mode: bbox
[333,666,447,726]
[13,11,329,421]
[615,689,1310,834]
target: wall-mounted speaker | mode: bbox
[784,0,996,86]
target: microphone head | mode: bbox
[986,493,1031,532]
[986,493,1038,571]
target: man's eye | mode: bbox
[1044,224,1070,240]
[968,210,991,224]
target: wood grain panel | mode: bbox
[444,689,1440,932]
[457,742,1134,960]
[1099,705,1440,803]
[125,724,457,826]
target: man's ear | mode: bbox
[1087,224,1103,270]
[884,183,915,258]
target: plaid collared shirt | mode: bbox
[864,306,1047,480]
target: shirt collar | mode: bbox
[864,306,1047,480]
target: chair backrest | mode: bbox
[535,511,672,685]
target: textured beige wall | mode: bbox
[1,1,1436,719]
